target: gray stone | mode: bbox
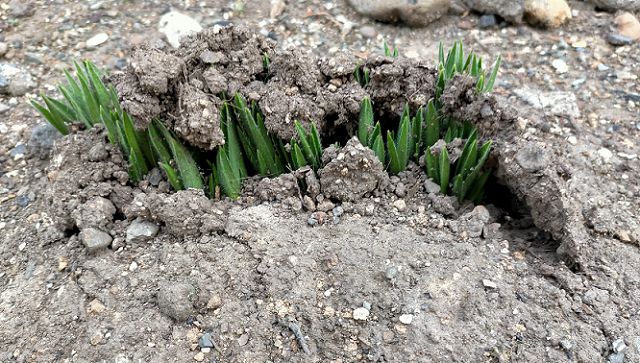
[9,0,34,17]
[28,123,61,159]
[0,63,36,96]
[9,144,25,158]
[479,14,497,28]
[0,43,7,57]
[385,266,399,279]
[359,25,377,39]
[613,338,628,353]
[0,102,9,114]
[347,0,450,27]
[126,218,160,243]
[514,88,580,118]
[352,307,370,320]
[608,352,624,363]
[332,206,344,217]
[199,333,215,349]
[424,179,441,194]
[482,279,497,289]
[156,281,197,321]
[607,33,633,46]
[80,228,113,252]
[462,0,524,23]
[588,0,640,11]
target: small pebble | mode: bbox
[607,33,633,46]
[352,307,370,321]
[482,279,497,289]
[86,33,109,48]
[478,15,497,28]
[399,314,413,325]
[552,59,568,74]
[393,199,407,212]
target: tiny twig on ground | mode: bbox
[279,320,311,354]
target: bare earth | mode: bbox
[1,1,639,362]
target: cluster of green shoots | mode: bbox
[31,41,500,204]
[357,41,501,203]
[31,61,322,199]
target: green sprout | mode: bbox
[383,40,399,58]
[436,41,502,101]
[31,60,324,201]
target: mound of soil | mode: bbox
[3,25,640,363]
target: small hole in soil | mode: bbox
[483,174,569,265]
[64,225,80,238]
[322,113,352,147]
[483,176,530,220]
[113,210,127,222]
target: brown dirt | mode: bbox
[2,1,640,363]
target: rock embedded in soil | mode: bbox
[514,88,580,118]
[319,137,388,202]
[615,12,640,41]
[524,0,571,28]
[0,63,36,96]
[126,218,159,243]
[156,281,198,321]
[9,0,34,18]
[158,11,203,48]
[346,0,450,27]
[462,0,525,23]
[607,33,634,46]
[352,307,370,321]
[587,0,640,11]
[28,123,62,159]
[79,228,113,252]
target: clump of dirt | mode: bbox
[319,137,388,202]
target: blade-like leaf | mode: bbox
[438,148,450,194]
[484,55,501,93]
[160,162,184,191]
[217,148,241,199]
[358,97,374,145]
[31,100,69,135]
[424,99,439,148]
[372,134,385,164]
[290,142,307,170]
[387,131,401,174]
[456,129,478,177]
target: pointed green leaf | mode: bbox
[372,134,385,165]
[160,162,184,191]
[358,97,374,145]
[438,148,450,194]
[484,55,501,93]
[31,100,69,135]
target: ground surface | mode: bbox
[1,1,640,363]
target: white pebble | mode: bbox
[552,59,568,74]
[598,148,613,161]
[399,314,414,325]
[86,33,109,48]
[352,307,370,321]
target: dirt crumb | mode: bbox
[319,137,388,202]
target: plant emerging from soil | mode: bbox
[32,40,499,204]
[357,41,501,203]
[31,61,322,199]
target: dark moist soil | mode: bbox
[2,12,640,363]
